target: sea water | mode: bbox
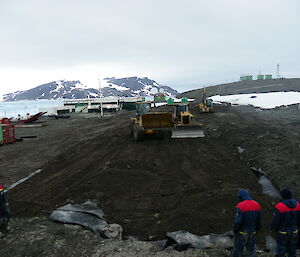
[0,99,64,119]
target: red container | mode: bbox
[0,118,11,124]
[2,124,15,144]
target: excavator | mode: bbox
[130,102,173,141]
[170,103,205,138]
[199,87,213,113]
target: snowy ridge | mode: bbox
[3,77,178,101]
[209,91,300,109]
[100,77,178,97]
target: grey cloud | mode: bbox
[0,0,300,91]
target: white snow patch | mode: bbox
[74,81,87,89]
[109,84,128,91]
[89,92,99,98]
[152,102,167,107]
[100,79,127,91]
[209,92,300,109]
[50,81,64,93]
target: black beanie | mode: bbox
[281,189,292,199]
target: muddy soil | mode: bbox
[0,105,299,257]
[197,104,300,200]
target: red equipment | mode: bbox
[2,124,15,144]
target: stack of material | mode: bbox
[0,120,15,145]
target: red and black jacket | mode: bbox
[233,199,262,233]
[271,199,300,233]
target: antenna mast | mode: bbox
[98,73,103,116]
[98,73,102,97]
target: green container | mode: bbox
[181,97,188,103]
[75,105,87,112]
[240,75,253,81]
[265,74,272,79]
[0,124,3,145]
[57,109,70,115]
[167,98,174,105]
[154,95,166,102]
[122,102,137,110]
[257,75,264,80]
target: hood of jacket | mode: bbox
[282,199,298,209]
[238,189,252,201]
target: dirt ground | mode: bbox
[0,104,299,257]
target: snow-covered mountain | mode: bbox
[3,77,178,101]
[100,77,178,97]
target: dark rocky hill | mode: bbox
[180,78,300,101]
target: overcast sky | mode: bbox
[0,0,299,96]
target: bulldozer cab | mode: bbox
[172,103,193,125]
[206,99,213,108]
[170,103,205,139]
[175,104,189,117]
[136,102,151,117]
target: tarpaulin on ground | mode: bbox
[164,230,234,251]
[49,200,107,235]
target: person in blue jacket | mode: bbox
[270,189,300,257]
[0,184,11,234]
[232,189,262,257]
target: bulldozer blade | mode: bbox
[171,126,205,139]
[141,112,173,129]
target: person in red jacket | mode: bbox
[0,184,11,235]
[232,189,262,257]
[270,189,300,257]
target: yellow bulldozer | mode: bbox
[130,102,173,141]
[170,103,205,138]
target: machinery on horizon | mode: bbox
[199,87,214,113]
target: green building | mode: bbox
[257,75,264,80]
[240,75,253,81]
[265,74,272,79]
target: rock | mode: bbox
[237,146,244,153]
[100,224,123,240]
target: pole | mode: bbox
[98,73,103,117]
[98,73,102,97]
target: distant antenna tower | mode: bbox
[98,73,102,97]
[276,64,280,79]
